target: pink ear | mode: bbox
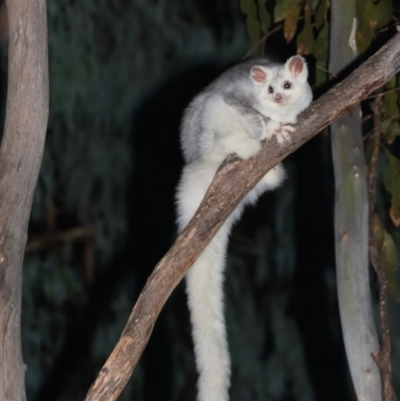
[288,56,305,76]
[250,66,267,83]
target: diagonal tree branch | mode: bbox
[85,32,400,401]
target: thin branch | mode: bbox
[315,64,337,78]
[369,93,396,401]
[365,86,400,99]
[84,33,400,401]
[26,226,95,285]
[242,24,283,60]
[362,114,373,124]
[25,226,93,253]
[363,115,400,141]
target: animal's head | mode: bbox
[249,56,310,109]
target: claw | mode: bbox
[265,124,295,145]
[281,124,296,133]
[265,129,279,141]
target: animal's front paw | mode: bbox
[277,124,295,144]
[265,125,295,145]
[234,138,262,160]
[265,128,279,142]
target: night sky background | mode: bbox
[1,0,399,400]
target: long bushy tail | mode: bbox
[185,226,232,401]
[176,160,284,401]
[176,161,241,401]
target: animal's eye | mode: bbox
[284,81,292,89]
[268,86,274,93]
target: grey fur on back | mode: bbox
[180,59,279,163]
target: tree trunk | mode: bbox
[329,2,382,400]
[0,1,49,399]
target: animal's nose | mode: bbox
[275,93,284,103]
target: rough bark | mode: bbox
[85,33,400,401]
[329,2,382,401]
[369,95,395,401]
[0,1,49,400]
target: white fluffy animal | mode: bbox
[176,56,312,401]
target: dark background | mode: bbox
[0,0,397,400]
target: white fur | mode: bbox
[176,56,312,401]
[251,57,312,143]
[176,162,284,401]
[199,96,263,163]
